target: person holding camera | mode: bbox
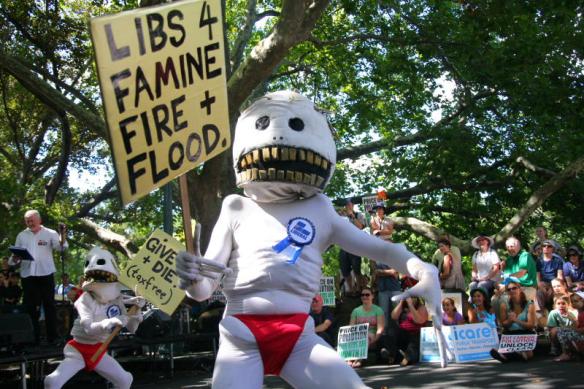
[10,209,68,345]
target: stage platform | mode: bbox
[0,332,218,389]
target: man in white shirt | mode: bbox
[10,210,68,344]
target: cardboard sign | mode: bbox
[361,195,378,214]
[420,323,499,363]
[90,0,230,205]
[119,229,184,315]
[319,277,335,306]
[497,333,537,353]
[420,326,455,363]
[337,324,369,360]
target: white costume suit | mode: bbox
[177,91,447,389]
[45,248,142,389]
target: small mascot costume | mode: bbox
[176,91,448,388]
[45,247,144,389]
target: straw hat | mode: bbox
[471,234,494,249]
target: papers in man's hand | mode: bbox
[9,246,34,261]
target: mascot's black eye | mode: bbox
[84,260,89,267]
[255,116,270,130]
[97,259,106,265]
[289,118,304,131]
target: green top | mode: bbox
[431,245,461,272]
[547,309,576,328]
[505,250,537,287]
[350,304,384,335]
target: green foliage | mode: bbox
[1,0,583,283]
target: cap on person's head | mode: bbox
[567,245,582,257]
[344,198,354,206]
[574,291,584,300]
[469,287,489,300]
[471,234,494,249]
[542,239,555,248]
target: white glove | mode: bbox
[124,296,146,308]
[175,251,231,290]
[100,316,128,331]
[391,261,451,367]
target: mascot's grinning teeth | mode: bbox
[236,145,331,188]
[85,269,118,283]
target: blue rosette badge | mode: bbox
[272,217,316,264]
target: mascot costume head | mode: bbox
[233,91,336,202]
[82,247,121,304]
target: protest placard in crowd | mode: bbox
[319,276,335,306]
[337,324,369,360]
[90,0,229,205]
[420,323,498,363]
[497,333,537,353]
[119,229,184,315]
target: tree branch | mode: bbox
[45,112,72,205]
[0,52,106,137]
[514,156,557,178]
[494,156,584,245]
[75,218,138,258]
[392,216,471,253]
[76,178,117,218]
[337,90,495,161]
[227,0,331,120]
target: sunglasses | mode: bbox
[542,245,554,248]
[506,286,519,291]
[361,293,371,297]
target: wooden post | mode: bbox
[179,174,194,253]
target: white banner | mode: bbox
[337,324,369,360]
[420,323,499,363]
[497,333,537,353]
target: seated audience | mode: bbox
[469,234,500,297]
[547,295,578,356]
[564,246,584,291]
[310,294,335,347]
[385,296,428,366]
[348,287,385,368]
[490,278,537,363]
[536,240,565,315]
[442,297,465,326]
[467,288,496,326]
[555,291,584,361]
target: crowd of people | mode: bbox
[325,200,584,367]
[3,204,583,370]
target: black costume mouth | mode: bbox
[84,269,117,283]
[235,145,332,189]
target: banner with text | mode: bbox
[420,323,498,363]
[497,333,537,353]
[319,277,335,306]
[337,324,369,360]
[119,229,184,315]
[90,0,230,205]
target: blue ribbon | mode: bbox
[272,217,315,264]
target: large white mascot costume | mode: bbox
[177,91,448,388]
[45,247,144,389]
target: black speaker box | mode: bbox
[0,313,35,347]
